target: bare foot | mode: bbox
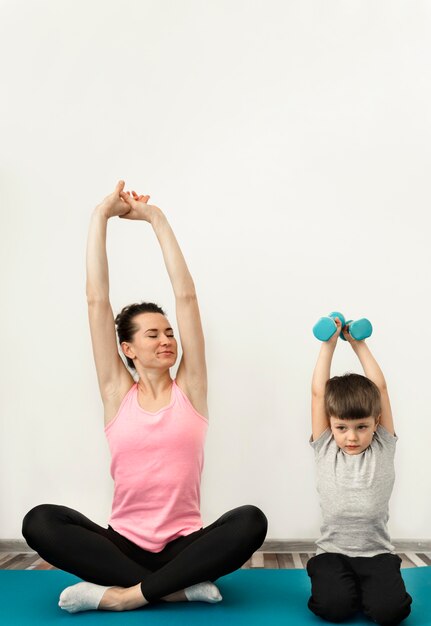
[99,584,149,611]
[163,589,188,602]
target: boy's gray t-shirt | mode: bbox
[310,425,397,557]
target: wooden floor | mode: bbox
[1,551,431,571]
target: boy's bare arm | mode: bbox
[347,337,395,435]
[311,319,342,441]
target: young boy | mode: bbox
[308,317,412,625]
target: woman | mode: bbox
[22,181,267,613]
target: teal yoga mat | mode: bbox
[0,568,428,625]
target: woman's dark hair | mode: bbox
[325,373,381,420]
[115,302,166,369]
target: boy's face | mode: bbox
[329,416,379,455]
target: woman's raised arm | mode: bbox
[120,191,207,417]
[86,181,134,416]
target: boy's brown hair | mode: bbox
[325,373,381,420]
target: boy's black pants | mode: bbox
[307,552,412,625]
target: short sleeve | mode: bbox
[310,427,332,455]
[374,424,398,446]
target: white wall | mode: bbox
[1,0,430,541]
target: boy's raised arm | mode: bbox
[311,318,342,441]
[345,333,395,435]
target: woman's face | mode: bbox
[123,312,178,370]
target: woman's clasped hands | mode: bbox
[97,180,158,223]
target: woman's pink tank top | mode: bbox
[104,380,208,552]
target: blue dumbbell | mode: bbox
[313,311,346,341]
[339,318,373,341]
[313,312,373,342]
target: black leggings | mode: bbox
[307,552,412,625]
[22,503,267,602]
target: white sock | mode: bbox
[58,581,113,613]
[184,581,222,603]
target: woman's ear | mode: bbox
[121,342,135,360]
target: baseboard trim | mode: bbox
[3,539,431,553]
[1,540,36,553]
[261,539,431,552]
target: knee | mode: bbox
[364,596,412,625]
[238,505,268,547]
[22,504,56,547]
[308,596,358,623]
